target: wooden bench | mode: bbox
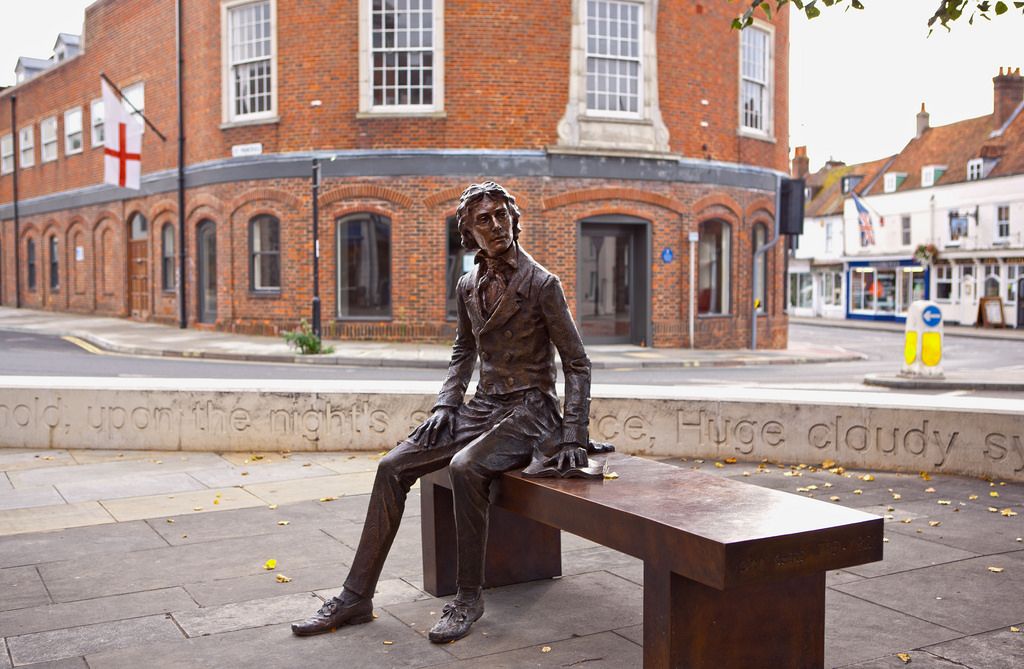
[421,452,883,669]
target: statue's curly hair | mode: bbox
[455,182,522,250]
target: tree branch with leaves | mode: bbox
[733,0,1024,32]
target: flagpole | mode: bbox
[99,72,168,142]
[10,95,21,308]
[175,0,187,329]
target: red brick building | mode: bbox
[0,0,790,348]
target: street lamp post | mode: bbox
[311,158,322,339]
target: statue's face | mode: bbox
[467,195,514,257]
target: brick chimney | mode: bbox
[993,67,1024,129]
[916,102,930,138]
[792,146,809,179]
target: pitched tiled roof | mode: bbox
[860,104,1024,195]
[804,155,895,218]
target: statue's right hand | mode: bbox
[410,407,456,448]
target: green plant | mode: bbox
[282,319,335,355]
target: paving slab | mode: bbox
[56,472,208,504]
[878,499,1024,555]
[184,559,353,608]
[187,461,338,488]
[242,471,378,505]
[17,658,88,669]
[827,569,866,587]
[923,624,1024,667]
[844,531,978,579]
[0,451,75,474]
[823,590,962,668]
[98,487,266,522]
[323,518,424,582]
[0,502,114,537]
[386,571,643,660]
[38,530,350,603]
[0,521,167,568]
[85,615,452,669]
[837,650,982,668]
[6,615,184,666]
[560,546,641,577]
[67,450,179,465]
[833,552,1024,635]
[144,499,338,546]
[0,474,11,492]
[0,637,9,669]
[0,587,197,638]
[314,577,430,608]
[6,455,231,488]
[426,630,642,668]
[303,453,385,475]
[0,487,65,512]
[171,592,321,637]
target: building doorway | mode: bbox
[197,220,217,324]
[127,213,149,319]
[577,217,649,345]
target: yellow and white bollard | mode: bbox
[902,300,944,378]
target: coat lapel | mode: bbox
[480,247,533,335]
[464,264,486,330]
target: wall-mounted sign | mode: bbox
[231,143,263,157]
[688,231,699,243]
[661,247,674,263]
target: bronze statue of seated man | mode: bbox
[293,181,598,644]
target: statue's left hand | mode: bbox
[543,443,589,472]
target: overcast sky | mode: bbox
[1,1,1021,171]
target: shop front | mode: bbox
[846,259,928,322]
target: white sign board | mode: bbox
[231,143,263,157]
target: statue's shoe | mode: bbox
[291,596,374,636]
[428,598,485,643]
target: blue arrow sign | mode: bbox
[922,305,942,328]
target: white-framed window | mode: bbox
[1007,265,1020,304]
[361,0,440,112]
[934,265,953,302]
[821,270,843,306]
[19,125,35,168]
[90,98,104,147]
[997,204,1010,239]
[983,265,1001,298]
[739,23,773,135]
[883,172,906,193]
[948,214,969,244]
[64,107,83,155]
[788,272,812,309]
[585,0,643,117]
[840,175,861,195]
[967,158,984,181]
[0,134,13,174]
[122,81,146,134]
[223,0,277,122]
[901,215,911,246]
[921,165,946,188]
[40,117,58,162]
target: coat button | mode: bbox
[503,351,513,362]
[504,330,513,339]
[507,377,515,386]
[481,352,490,361]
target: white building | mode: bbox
[792,68,1024,328]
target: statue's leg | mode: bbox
[448,391,559,593]
[343,437,458,599]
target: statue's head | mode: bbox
[456,181,522,252]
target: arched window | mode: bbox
[49,235,60,291]
[129,212,148,240]
[698,220,731,315]
[249,215,280,291]
[337,213,391,318]
[161,223,176,291]
[753,223,769,313]
[446,215,472,319]
[27,238,37,291]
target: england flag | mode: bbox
[101,79,143,190]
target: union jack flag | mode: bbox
[852,193,875,246]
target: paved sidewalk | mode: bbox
[791,316,1024,342]
[0,306,865,370]
[0,448,1021,668]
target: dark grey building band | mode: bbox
[1,150,782,221]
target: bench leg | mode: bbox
[421,472,561,597]
[643,565,825,669]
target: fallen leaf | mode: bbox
[887,506,895,512]
[1011,626,1021,633]
[252,455,265,461]
[937,500,951,506]
[1017,538,1023,542]
[1001,508,1018,517]
[987,566,1004,573]
[714,462,725,468]
[861,474,876,482]
[823,482,833,488]
[806,484,819,490]
[830,496,841,502]
[853,489,863,495]
[821,459,837,468]
[268,504,278,510]
[919,471,932,481]
[241,472,249,476]
[541,646,552,653]
[604,472,620,480]
[896,652,911,663]
[263,559,277,570]
[925,487,936,493]
[991,491,1000,498]
[275,574,292,583]
[968,494,979,500]
[382,640,394,645]
[277,520,290,526]
[892,493,902,500]
[302,463,312,467]
[165,519,174,524]
[319,497,338,502]
[193,506,203,511]
[742,472,751,477]
[929,521,941,527]
[988,507,1000,513]
[901,518,913,524]
[213,499,220,505]
[882,537,890,543]
[724,457,737,464]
